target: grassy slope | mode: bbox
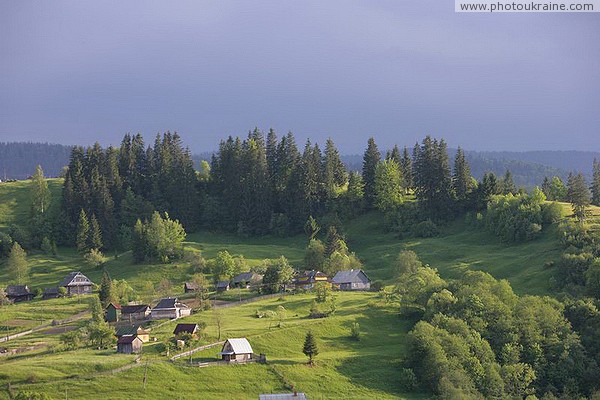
[1,293,423,400]
[0,179,63,230]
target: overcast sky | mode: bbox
[1,1,598,153]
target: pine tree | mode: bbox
[323,138,347,199]
[89,214,103,250]
[99,269,115,308]
[592,159,600,206]
[567,173,591,221]
[76,209,90,253]
[501,170,517,195]
[7,242,28,284]
[452,147,472,210]
[387,145,401,164]
[400,147,413,192]
[302,331,319,365]
[362,137,381,208]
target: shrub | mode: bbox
[398,368,418,391]
[371,281,384,292]
[413,220,439,238]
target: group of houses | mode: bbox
[3,271,94,303]
[212,269,371,293]
[106,297,191,323]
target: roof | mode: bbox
[43,287,59,294]
[59,271,93,287]
[221,338,253,354]
[259,394,307,400]
[173,323,198,335]
[121,304,150,314]
[115,325,149,337]
[332,269,370,284]
[232,272,261,284]
[5,285,31,296]
[216,281,230,288]
[107,303,121,310]
[184,282,199,290]
[117,335,142,344]
[153,298,177,309]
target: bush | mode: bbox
[371,281,384,292]
[413,220,439,238]
[398,368,418,391]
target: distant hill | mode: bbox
[0,142,73,180]
[475,150,600,176]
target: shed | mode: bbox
[116,335,143,354]
[218,338,254,362]
[42,287,60,300]
[232,272,263,289]
[184,282,199,293]
[115,325,151,342]
[105,303,121,322]
[5,285,34,302]
[59,272,94,295]
[331,269,371,291]
[216,281,230,292]
[121,304,151,321]
[173,323,199,337]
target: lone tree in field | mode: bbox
[567,173,591,221]
[302,331,319,366]
[7,242,28,284]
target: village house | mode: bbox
[5,285,34,302]
[218,338,254,362]
[42,287,60,300]
[216,281,230,292]
[120,304,151,321]
[115,325,151,342]
[173,323,200,338]
[59,271,94,295]
[295,270,329,290]
[184,282,199,293]
[231,272,262,289]
[105,303,121,322]
[331,269,371,291]
[116,335,143,354]
[150,298,191,320]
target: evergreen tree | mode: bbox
[7,242,28,284]
[592,159,600,206]
[476,172,500,210]
[76,209,90,253]
[131,219,146,263]
[302,331,319,365]
[99,269,115,308]
[452,147,473,210]
[568,173,591,221]
[501,170,517,195]
[387,145,401,164]
[323,138,347,199]
[400,147,413,192]
[362,137,381,208]
[89,214,103,250]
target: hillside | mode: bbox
[0,143,73,180]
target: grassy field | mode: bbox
[1,292,425,400]
[0,179,63,230]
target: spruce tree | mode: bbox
[302,331,319,365]
[7,242,28,284]
[452,147,472,210]
[567,173,591,221]
[400,147,413,192]
[501,170,517,195]
[99,269,115,308]
[76,209,90,253]
[323,138,347,199]
[592,159,600,206]
[89,214,103,250]
[362,137,381,208]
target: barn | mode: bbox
[331,269,371,291]
[116,335,143,354]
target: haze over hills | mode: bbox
[1,142,597,188]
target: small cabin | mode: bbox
[331,269,371,291]
[120,304,151,321]
[59,272,94,295]
[150,298,191,320]
[115,325,151,343]
[218,338,254,362]
[5,285,34,303]
[184,282,199,293]
[42,287,60,300]
[105,303,121,322]
[295,270,329,290]
[216,281,230,292]
[232,272,263,289]
[173,323,199,338]
[116,335,143,354]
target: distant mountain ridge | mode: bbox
[1,142,597,189]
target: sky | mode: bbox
[1,1,598,153]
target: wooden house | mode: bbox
[184,282,199,293]
[216,281,230,292]
[5,285,34,302]
[42,287,60,300]
[150,298,191,320]
[59,271,94,295]
[116,335,143,354]
[295,270,329,290]
[232,272,263,289]
[218,338,254,362]
[115,325,150,342]
[105,303,121,322]
[173,323,199,338]
[331,269,371,291]
[120,304,151,321]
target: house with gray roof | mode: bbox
[5,285,34,302]
[150,297,191,320]
[231,272,262,288]
[59,271,94,295]
[218,338,254,362]
[331,269,371,291]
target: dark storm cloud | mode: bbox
[1,1,598,152]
